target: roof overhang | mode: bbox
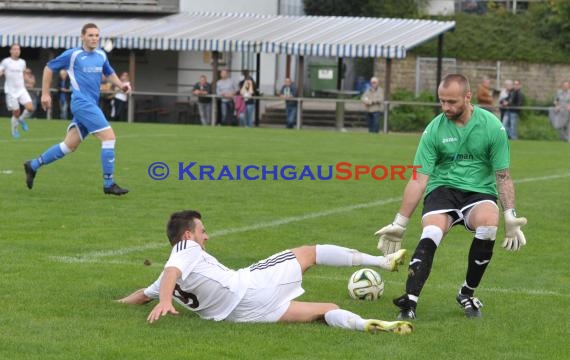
[0,12,455,59]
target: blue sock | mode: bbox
[101,141,116,188]
[31,143,68,171]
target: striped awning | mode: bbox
[0,12,455,59]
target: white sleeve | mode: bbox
[164,241,202,281]
[143,273,163,299]
[143,241,202,299]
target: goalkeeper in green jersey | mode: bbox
[375,73,527,319]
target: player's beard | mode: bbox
[444,102,468,121]
[445,109,463,121]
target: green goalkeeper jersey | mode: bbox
[413,106,510,196]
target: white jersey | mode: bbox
[144,240,251,321]
[0,57,27,96]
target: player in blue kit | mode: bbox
[24,23,131,195]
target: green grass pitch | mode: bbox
[0,119,568,359]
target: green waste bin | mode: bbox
[309,62,337,96]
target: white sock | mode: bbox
[316,244,357,266]
[19,109,31,121]
[11,116,18,131]
[324,309,365,331]
[59,142,72,155]
[316,244,383,267]
[102,139,116,149]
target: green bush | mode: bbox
[387,89,561,140]
[388,89,437,132]
[516,98,560,140]
[414,12,570,64]
[519,114,560,141]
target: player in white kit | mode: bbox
[118,210,414,335]
[0,43,34,138]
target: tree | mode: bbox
[530,0,570,52]
[303,0,425,18]
[303,0,369,17]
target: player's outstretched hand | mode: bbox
[147,301,179,323]
[375,214,409,255]
[121,82,132,94]
[502,209,527,251]
[41,93,52,111]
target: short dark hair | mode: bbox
[166,210,202,246]
[81,23,99,35]
[440,73,470,95]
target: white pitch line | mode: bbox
[50,171,570,264]
[211,197,402,237]
[308,274,569,298]
[50,197,402,263]
[50,243,162,263]
[513,172,570,183]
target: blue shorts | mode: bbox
[67,102,110,140]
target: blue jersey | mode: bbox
[47,48,114,107]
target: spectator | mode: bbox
[192,75,212,125]
[361,76,384,133]
[216,69,238,125]
[280,77,298,129]
[239,70,258,126]
[354,75,368,94]
[234,93,246,125]
[24,67,38,119]
[550,80,570,141]
[476,76,494,112]
[239,79,255,127]
[111,71,130,121]
[498,80,513,127]
[503,79,524,140]
[58,69,71,120]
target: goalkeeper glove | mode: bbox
[502,209,527,251]
[375,213,409,255]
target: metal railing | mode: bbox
[7,87,567,141]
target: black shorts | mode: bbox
[422,187,497,230]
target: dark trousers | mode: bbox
[367,111,381,133]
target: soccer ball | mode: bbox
[347,268,384,300]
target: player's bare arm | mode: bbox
[496,168,527,251]
[117,288,152,305]
[147,267,181,323]
[398,172,429,218]
[376,172,429,255]
[107,72,131,94]
[496,168,515,210]
[41,66,54,110]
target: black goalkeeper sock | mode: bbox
[461,237,495,296]
[405,238,438,297]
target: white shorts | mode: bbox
[225,250,305,323]
[5,91,32,111]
